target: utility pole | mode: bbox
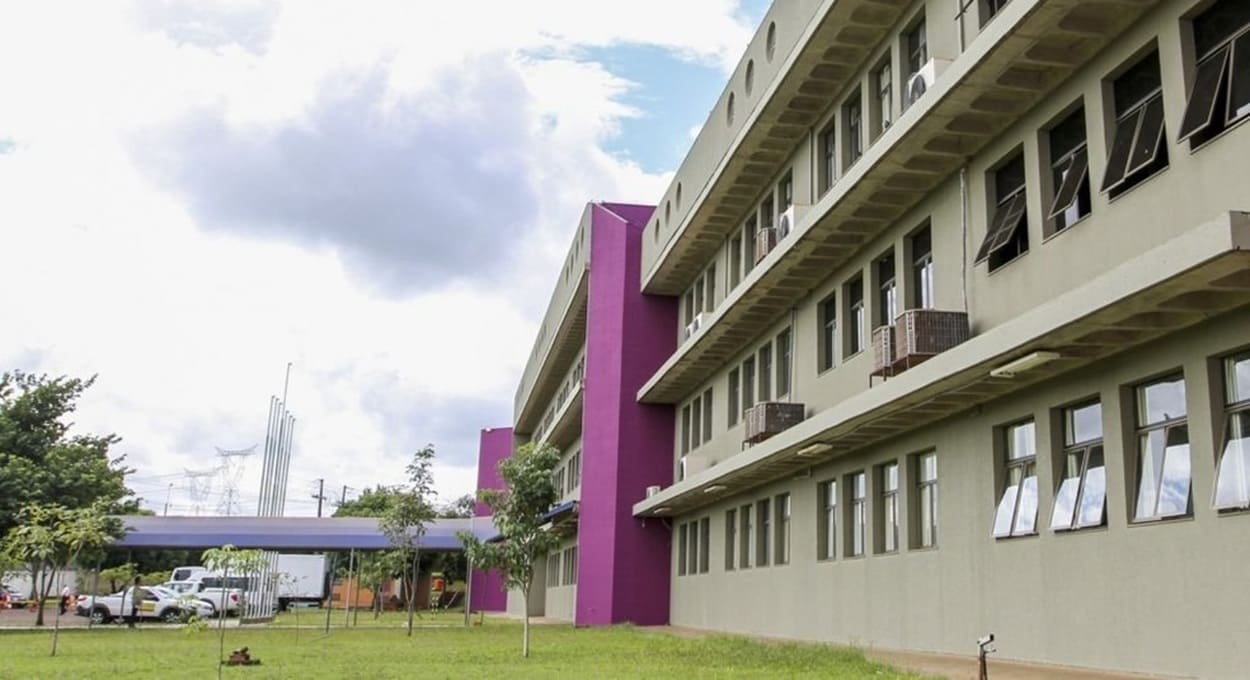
[312,478,327,518]
[163,483,174,517]
[341,484,349,508]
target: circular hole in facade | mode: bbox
[745,59,755,96]
[727,92,736,125]
[766,22,777,61]
[665,201,671,224]
[676,183,683,210]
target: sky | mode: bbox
[0,0,769,516]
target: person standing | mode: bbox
[126,576,142,628]
[59,585,71,615]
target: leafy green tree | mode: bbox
[458,442,561,658]
[0,502,121,651]
[333,485,402,518]
[439,493,476,519]
[355,550,403,619]
[379,444,436,637]
[0,372,136,542]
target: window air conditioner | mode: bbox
[777,205,796,239]
[683,312,706,340]
[904,59,950,108]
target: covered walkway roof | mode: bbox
[114,516,497,551]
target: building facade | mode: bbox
[501,201,677,626]
[468,426,511,613]
[627,0,1250,678]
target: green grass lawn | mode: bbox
[0,613,928,679]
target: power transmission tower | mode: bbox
[184,469,216,516]
[215,445,255,516]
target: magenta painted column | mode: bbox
[470,426,512,612]
[575,202,677,626]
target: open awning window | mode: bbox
[1047,147,1089,221]
[974,192,1027,264]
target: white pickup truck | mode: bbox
[75,586,213,624]
[161,579,243,615]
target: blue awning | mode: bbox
[112,516,498,551]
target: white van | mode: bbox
[171,566,209,582]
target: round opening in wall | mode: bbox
[676,183,683,210]
[727,92,736,125]
[766,22,777,61]
[665,201,671,224]
[745,59,755,96]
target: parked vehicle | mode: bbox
[275,554,327,610]
[170,566,209,582]
[1,584,28,609]
[75,586,213,624]
[161,580,241,615]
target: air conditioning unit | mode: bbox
[891,309,970,373]
[743,402,806,444]
[904,58,950,109]
[777,205,796,239]
[871,325,895,377]
[646,485,661,498]
[754,227,778,264]
[684,312,706,340]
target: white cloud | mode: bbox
[0,0,752,515]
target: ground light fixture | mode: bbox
[796,442,834,457]
[988,350,1062,379]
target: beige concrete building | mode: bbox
[631,0,1250,677]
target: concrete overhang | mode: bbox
[515,268,588,435]
[635,211,1250,518]
[541,381,584,451]
[639,0,1163,403]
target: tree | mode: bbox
[438,493,476,519]
[0,372,135,542]
[202,545,268,680]
[0,502,121,652]
[379,444,436,637]
[333,485,402,518]
[458,441,561,658]
[355,550,403,619]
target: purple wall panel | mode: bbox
[575,202,677,626]
[471,426,512,612]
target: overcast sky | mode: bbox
[0,0,768,516]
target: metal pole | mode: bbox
[314,479,325,519]
[323,553,337,635]
[344,550,354,629]
[463,516,473,627]
[278,416,295,516]
[163,483,174,517]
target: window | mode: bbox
[981,0,1010,27]
[756,499,771,566]
[775,493,791,565]
[725,508,737,570]
[758,343,773,402]
[845,92,863,165]
[760,195,775,233]
[705,264,717,313]
[681,405,691,455]
[548,551,562,585]
[819,122,837,194]
[915,452,938,548]
[876,61,893,134]
[847,276,865,356]
[729,237,743,289]
[699,517,710,574]
[1051,401,1106,531]
[1047,107,1091,233]
[742,356,756,410]
[819,294,837,372]
[911,227,934,309]
[728,367,740,427]
[569,450,582,490]
[876,252,897,327]
[1214,352,1250,510]
[739,504,753,568]
[879,462,899,553]
[993,420,1038,538]
[687,520,700,575]
[975,152,1028,270]
[1134,375,1191,521]
[776,328,792,397]
[905,18,928,82]
[693,277,705,319]
[565,547,578,585]
[779,173,793,211]
[683,290,695,329]
[1102,51,1168,198]
[702,387,713,443]
[849,472,867,556]
[818,479,837,560]
[1179,1,1250,148]
[744,217,758,274]
[691,397,702,449]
